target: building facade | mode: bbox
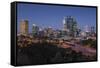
[63,16,78,37]
[32,24,39,37]
[20,20,29,35]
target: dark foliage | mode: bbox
[17,42,96,65]
[81,39,96,49]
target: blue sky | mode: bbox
[17,3,96,33]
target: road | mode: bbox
[60,42,96,57]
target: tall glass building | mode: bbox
[63,16,78,37]
[32,24,39,37]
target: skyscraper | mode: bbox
[83,25,90,37]
[90,26,95,33]
[32,24,39,37]
[20,20,28,35]
[63,17,68,31]
[63,16,78,37]
[90,26,96,37]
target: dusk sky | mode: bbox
[17,3,96,33]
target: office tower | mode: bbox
[90,26,96,37]
[63,17,68,31]
[62,17,69,37]
[32,24,39,37]
[83,25,90,37]
[20,20,28,35]
[90,26,95,33]
[63,16,78,37]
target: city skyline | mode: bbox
[17,3,96,33]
